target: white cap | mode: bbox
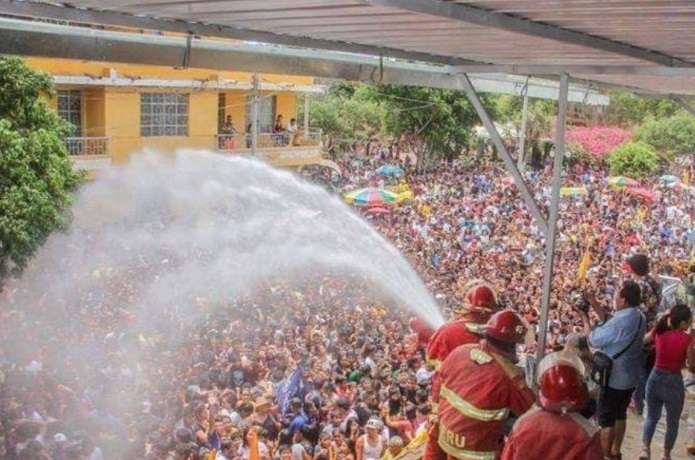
[54,433,68,443]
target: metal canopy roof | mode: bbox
[2,0,695,96]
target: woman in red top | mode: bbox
[639,304,695,460]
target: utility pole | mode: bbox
[251,72,259,155]
[518,90,529,171]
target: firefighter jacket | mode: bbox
[501,406,603,460]
[427,320,485,412]
[435,343,535,460]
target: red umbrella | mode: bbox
[628,187,656,202]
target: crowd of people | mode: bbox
[2,143,695,460]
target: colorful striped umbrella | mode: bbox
[344,187,399,207]
[560,187,588,197]
[607,176,639,188]
[628,187,656,202]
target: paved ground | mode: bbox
[623,409,694,460]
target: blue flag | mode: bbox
[277,366,304,416]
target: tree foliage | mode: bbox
[606,141,659,178]
[495,95,555,165]
[605,91,681,127]
[310,82,493,167]
[309,83,386,143]
[362,84,495,166]
[495,95,555,141]
[0,57,84,285]
[635,113,695,157]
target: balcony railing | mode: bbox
[65,136,110,156]
[217,128,322,152]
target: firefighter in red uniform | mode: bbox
[502,353,603,460]
[424,281,498,460]
[435,310,535,460]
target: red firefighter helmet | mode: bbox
[466,285,496,310]
[537,353,588,413]
[484,310,526,344]
[456,279,497,314]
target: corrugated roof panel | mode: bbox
[6,0,695,95]
[454,0,695,63]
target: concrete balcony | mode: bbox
[66,136,112,171]
[216,129,324,167]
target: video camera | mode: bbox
[569,288,591,314]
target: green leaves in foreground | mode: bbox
[0,56,84,284]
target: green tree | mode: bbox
[605,91,681,127]
[0,57,84,285]
[309,82,386,153]
[606,141,659,178]
[496,95,555,164]
[363,84,495,168]
[635,113,695,157]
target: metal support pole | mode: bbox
[675,97,695,118]
[251,73,259,155]
[537,74,569,363]
[304,94,310,134]
[517,89,529,171]
[457,74,549,238]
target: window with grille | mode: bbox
[245,95,276,132]
[57,90,83,136]
[140,93,189,137]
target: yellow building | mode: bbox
[26,57,331,173]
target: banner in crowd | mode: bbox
[277,366,305,415]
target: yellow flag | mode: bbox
[577,248,592,283]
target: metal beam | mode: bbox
[0,18,611,104]
[457,73,549,238]
[303,95,310,134]
[366,0,695,67]
[517,88,529,172]
[251,73,259,155]
[537,74,570,362]
[52,75,327,93]
[0,0,474,66]
[449,64,695,77]
[675,98,695,118]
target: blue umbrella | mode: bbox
[659,174,679,185]
[376,164,404,176]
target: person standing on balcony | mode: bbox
[287,118,301,146]
[222,115,237,150]
[246,120,259,149]
[273,115,286,146]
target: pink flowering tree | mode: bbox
[566,126,632,158]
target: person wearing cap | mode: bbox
[434,310,534,460]
[424,280,499,460]
[356,418,386,460]
[501,352,603,460]
[249,396,281,442]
